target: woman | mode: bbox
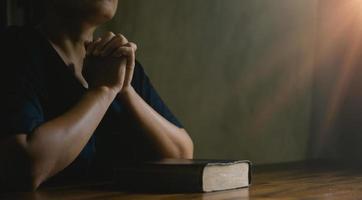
[0,0,193,190]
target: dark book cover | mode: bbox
[113,159,252,193]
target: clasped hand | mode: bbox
[83,32,137,94]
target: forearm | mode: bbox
[3,86,117,189]
[119,87,194,159]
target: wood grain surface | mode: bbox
[1,161,361,199]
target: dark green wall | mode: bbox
[98,0,318,164]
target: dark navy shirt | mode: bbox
[0,26,183,182]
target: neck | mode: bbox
[38,13,97,67]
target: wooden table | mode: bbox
[1,161,362,199]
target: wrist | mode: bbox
[117,85,135,100]
[89,86,119,101]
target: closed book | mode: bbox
[113,159,251,193]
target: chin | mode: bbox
[55,0,118,24]
[90,0,118,23]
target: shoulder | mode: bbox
[0,26,38,38]
[0,26,45,91]
[1,26,45,58]
[1,26,38,49]
[1,26,46,64]
[1,26,42,68]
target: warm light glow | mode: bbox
[243,0,362,152]
[311,0,362,156]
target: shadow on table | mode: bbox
[0,182,250,200]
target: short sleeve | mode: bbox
[0,27,45,137]
[2,87,45,136]
[131,61,183,128]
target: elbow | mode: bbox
[19,158,47,191]
[26,153,51,191]
[31,180,43,191]
[175,131,194,159]
[20,159,48,191]
[1,135,48,191]
[5,157,47,191]
[161,139,193,160]
[24,138,52,191]
[182,129,194,159]
[27,170,44,191]
[179,139,194,159]
[15,144,47,191]
[175,129,194,159]
[20,176,42,192]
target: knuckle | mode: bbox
[130,43,138,51]
[125,42,137,51]
[106,31,115,37]
[117,33,125,39]
[117,33,128,43]
[95,37,102,43]
[100,32,115,42]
